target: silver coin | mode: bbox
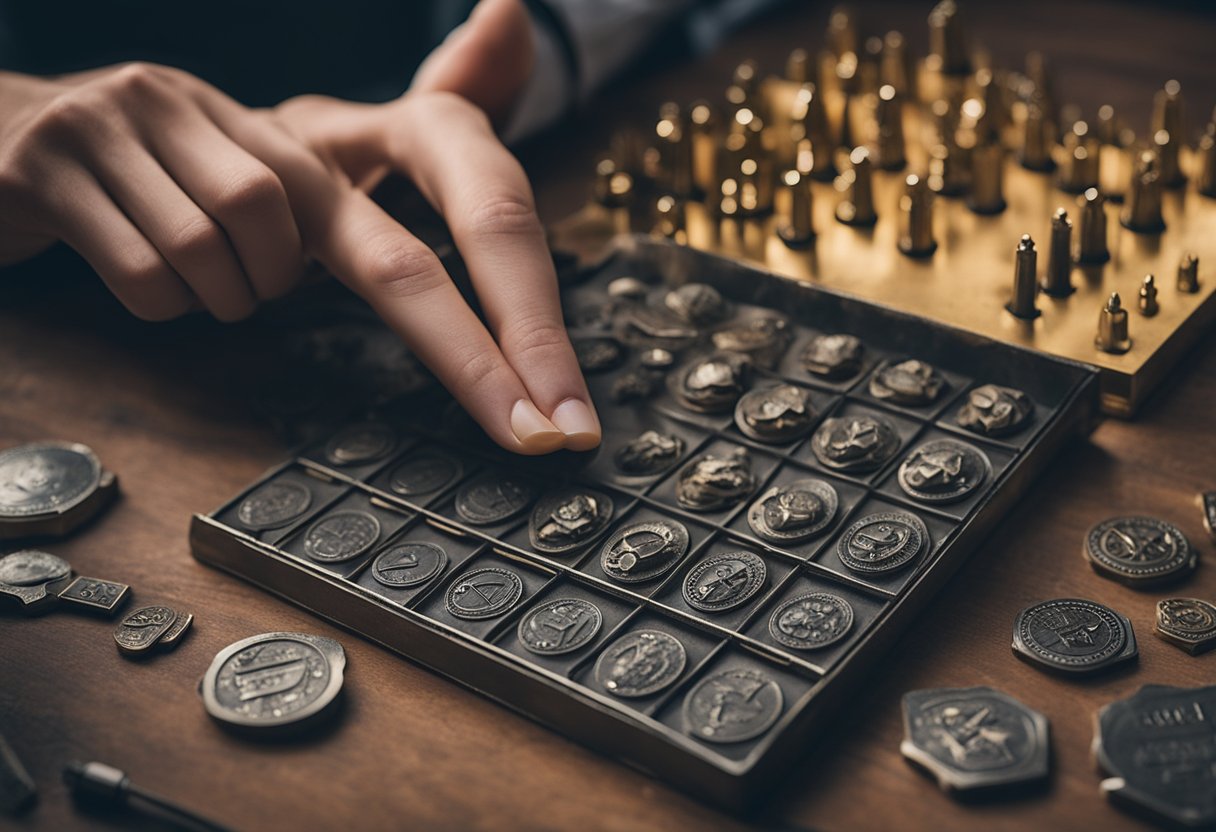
[747,479,838,544]
[801,334,864,380]
[236,481,312,531]
[574,337,625,373]
[897,439,991,504]
[529,489,614,554]
[683,668,784,743]
[675,447,757,512]
[956,384,1033,437]
[387,451,462,497]
[323,422,396,466]
[1155,598,1216,655]
[0,442,102,519]
[613,430,684,478]
[711,315,791,369]
[593,630,687,698]
[664,283,728,325]
[200,632,346,730]
[445,567,523,620]
[838,511,929,574]
[599,519,690,583]
[113,605,178,655]
[0,549,72,609]
[455,473,535,526]
[158,611,194,648]
[810,415,900,473]
[302,511,381,563]
[517,598,602,655]
[670,352,751,414]
[734,384,816,443]
[768,592,854,650]
[682,551,767,612]
[869,359,947,406]
[1084,516,1195,587]
[1012,598,1137,674]
[371,541,448,588]
[616,306,699,351]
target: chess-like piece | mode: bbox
[1095,293,1132,354]
[927,0,969,76]
[968,141,1006,214]
[927,142,968,196]
[1075,188,1110,265]
[778,170,815,248]
[1006,235,1041,320]
[1138,275,1159,317]
[1020,102,1055,172]
[881,30,912,96]
[898,175,937,258]
[1177,253,1200,293]
[1057,122,1099,194]
[1121,150,1166,233]
[1151,80,1186,188]
[874,85,906,171]
[1041,208,1074,297]
[835,147,878,226]
[975,68,1008,140]
[791,83,837,181]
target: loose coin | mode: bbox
[683,668,784,743]
[955,384,1034,437]
[682,551,767,612]
[0,441,103,520]
[445,567,523,620]
[734,384,816,443]
[55,576,129,614]
[900,686,1050,795]
[302,510,381,563]
[236,480,313,531]
[747,479,838,544]
[810,415,900,473]
[113,606,178,655]
[664,283,728,325]
[158,612,194,647]
[517,598,603,655]
[387,451,462,497]
[869,359,947,406]
[1084,516,1195,587]
[455,473,536,526]
[593,630,687,698]
[0,549,71,609]
[675,447,756,512]
[711,314,791,369]
[800,334,864,380]
[323,422,396,466]
[768,592,854,650]
[838,511,930,574]
[671,352,751,414]
[371,541,448,588]
[613,430,684,478]
[574,337,625,373]
[529,489,614,555]
[1011,598,1137,675]
[1154,598,1216,654]
[599,519,690,583]
[897,439,991,504]
[200,632,346,732]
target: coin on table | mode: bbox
[445,567,524,620]
[671,352,751,414]
[323,422,396,466]
[747,479,838,544]
[734,384,816,444]
[869,359,947,406]
[454,473,536,526]
[0,549,72,610]
[0,441,117,539]
[573,337,626,374]
[612,430,684,478]
[663,283,728,326]
[302,510,381,563]
[683,667,784,743]
[1095,684,1216,829]
[236,480,313,531]
[711,314,791,369]
[810,415,900,474]
[675,447,757,512]
[800,334,864,380]
[55,576,130,614]
[517,598,603,655]
[371,541,448,589]
[1154,598,1216,654]
[900,686,1050,795]
[158,611,194,648]
[768,592,853,651]
[529,489,615,555]
[113,606,178,656]
[1011,598,1137,675]
[838,511,930,574]
[897,439,991,504]
[387,451,462,497]
[955,384,1034,438]
[200,632,346,733]
[599,519,689,583]
[1084,516,1195,587]
[594,630,687,698]
[682,551,767,613]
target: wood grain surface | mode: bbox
[2,3,1215,831]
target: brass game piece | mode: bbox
[1121,150,1166,233]
[1177,253,1199,293]
[1138,275,1159,317]
[1006,235,1040,319]
[1041,208,1074,297]
[1075,188,1109,265]
[898,175,937,258]
[1094,293,1132,354]
[835,147,877,226]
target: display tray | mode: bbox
[190,237,1099,810]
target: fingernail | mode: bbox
[551,399,602,451]
[510,399,565,453]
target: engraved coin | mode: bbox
[529,489,614,555]
[201,632,346,731]
[800,334,864,380]
[56,576,130,613]
[0,549,72,609]
[711,314,791,369]
[869,359,947,406]
[897,439,991,504]
[387,451,462,497]
[682,551,767,613]
[768,592,854,650]
[747,479,838,544]
[0,442,102,519]
[683,668,784,743]
[664,283,728,325]
[517,598,603,655]
[593,630,687,698]
[323,422,396,466]
[113,605,178,655]
[1154,598,1216,655]
[838,511,930,574]
[671,352,751,414]
[371,541,448,588]
[1012,598,1137,674]
[445,567,524,620]
[455,473,536,526]
[236,480,312,531]
[302,511,381,563]
[1084,516,1195,587]
[810,415,900,473]
[675,447,756,512]
[734,384,816,443]
[613,430,684,478]
[158,612,194,647]
[599,519,690,583]
[956,384,1034,437]
[574,337,625,373]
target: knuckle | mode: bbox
[502,316,569,363]
[363,239,447,299]
[418,90,490,127]
[452,348,505,391]
[105,62,167,97]
[168,216,225,262]
[31,92,97,140]
[212,166,285,218]
[466,192,540,238]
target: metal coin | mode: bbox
[897,439,991,504]
[236,480,312,531]
[768,592,854,650]
[639,348,675,369]
[113,605,178,655]
[445,567,523,620]
[517,598,603,655]
[574,337,625,373]
[616,306,698,352]
[663,283,728,325]
[56,576,129,614]
[593,630,687,698]
[810,415,900,473]
[900,686,1050,795]
[671,352,751,414]
[1012,598,1137,674]
[529,489,614,555]
[747,479,838,544]
[869,359,947,406]
[302,511,381,563]
[1202,491,1216,544]
[323,422,396,466]
[711,314,791,369]
[734,384,816,443]
[956,384,1034,437]
[0,441,102,519]
[158,612,194,647]
[838,511,930,574]
[612,431,684,478]
[200,632,346,731]
[683,668,784,744]
[675,447,756,512]
[0,550,71,609]
[387,451,462,497]
[599,519,690,583]
[800,334,864,380]
[454,473,535,526]
[1154,598,1216,655]
[371,541,448,588]
[1094,684,1216,829]
[1084,516,1195,587]
[682,551,767,612]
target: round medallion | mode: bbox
[663,283,728,325]
[387,451,462,497]
[869,359,947,406]
[517,598,603,655]
[613,431,684,478]
[682,551,767,612]
[302,510,381,563]
[838,511,929,574]
[747,479,839,544]
[675,448,757,512]
[1012,598,1137,674]
[454,473,536,526]
[574,337,626,374]
[113,605,179,655]
[800,334,864,380]
[710,315,791,369]
[371,541,448,588]
[323,422,396,466]
[810,415,900,473]
[0,549,71,588]
[1084,516,1195,587]
[445,567,524,620]
[1155,598,1216,654]
[599,519,690,583]
[956,384,1033,437]
[0,441,102,519]
[529,489,614,555]
[734,384,816,443]
[593,630,687,698]
[237,480,313,531]
[671,352,751,414]
[683,668,784,743]
[768,592,854,650]
[897,439,991,504]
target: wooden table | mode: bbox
[2,3,1214,830]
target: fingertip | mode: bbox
[550,398,602,452]
[510,398,565,454]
